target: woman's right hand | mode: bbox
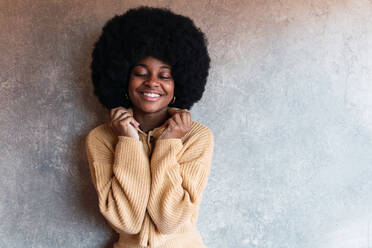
[110,107,140,140]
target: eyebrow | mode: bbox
[135,64,171,69]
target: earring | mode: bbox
[172,96,176,104]
[125,93,128,99]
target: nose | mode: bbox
[144,73,160,87]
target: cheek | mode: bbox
[128,77,139,90]
[166,81,175,94]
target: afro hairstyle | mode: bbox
[90,6,211,110]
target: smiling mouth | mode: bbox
[140,92,164,101]
[141,92,164,97]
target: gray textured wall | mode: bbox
[1,0,372,247]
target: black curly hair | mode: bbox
[90,6,211,110]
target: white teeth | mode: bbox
[143,92,161,97]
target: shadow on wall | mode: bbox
[71,26,118,247]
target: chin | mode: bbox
[136,103,168,113]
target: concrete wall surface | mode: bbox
[1,0,372,247]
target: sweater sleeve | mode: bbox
[147,128,214,234]
[85,131,151,234]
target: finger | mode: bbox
[111,108,121,120]
[186,111,191,128]
[168,107,181,116]
[183,109,191,127]
[167,118,177,129]
[118,114,134,126]
[116,113,137,127]
[116,113,127,121]
[129,117,140,128]
[117,115,139,128]
[179,110,189,125]
[127,115,140,126]
[111,113,128,129]
[111,107,128,120]
[180,111,190,128]
[172,113,183,126]
[110,108,117,120]
[113,111,128,122]
[163,118,170,128]
[111,106,125,116]
[113,108,130,121]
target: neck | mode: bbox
[132,106,170,133]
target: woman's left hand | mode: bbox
[158,108,192,140]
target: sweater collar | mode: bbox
[127,106,179,138]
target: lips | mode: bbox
[140,90,165,96]
[138,91,164,101]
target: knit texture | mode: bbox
[85,107,214,248]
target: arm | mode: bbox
[147,128,214,234]
[85,131,151,234]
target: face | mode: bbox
[127,56,175,113]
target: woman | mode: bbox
[85,6,214,248]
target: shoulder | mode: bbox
[85,122,116,149]
[190,120,213,136]
[86,122,109,140]
[183,120,214,145]
[177,120,214,163]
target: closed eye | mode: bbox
[134,73,147,77]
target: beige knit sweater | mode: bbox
[85,107,214,248]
